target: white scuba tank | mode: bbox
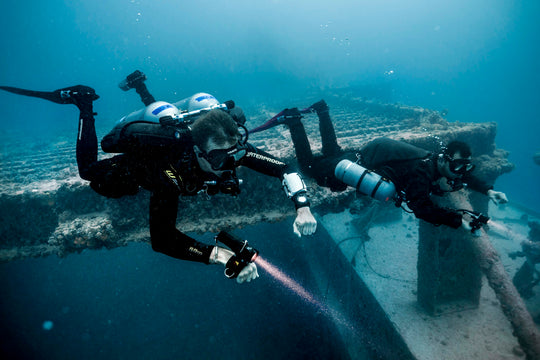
[173,92,219,112]
[334,159,396,202]
[102,95,222,154]
[117,101,181,125]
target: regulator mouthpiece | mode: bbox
[216,231,259,279]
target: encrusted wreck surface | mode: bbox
[0,95,513,262]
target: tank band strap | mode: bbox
[371,178,385,198]
[357,169,369,191]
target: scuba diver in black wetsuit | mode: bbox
[0,72,317,284]
[250,99,509,234]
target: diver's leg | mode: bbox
[67,90,139,197]
[75,100,98,180]
[7,86,100,179]
[41,86,102,180]
[0,85,100,178]
[311,100,341,157]
[0,84,139,196]
[0,86,67,104]
[0,85,98,105]
[285,112,315,175]
[248,107,314,174]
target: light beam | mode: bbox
[255,256,359,335]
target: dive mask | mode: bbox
[201,141,247,171]
[448,158,475,175]
[200,124,248,171]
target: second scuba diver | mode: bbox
[250,99,508,235]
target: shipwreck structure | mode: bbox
[2,94,538,359]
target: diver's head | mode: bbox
[191,109,247,175]
[437,141,475,179]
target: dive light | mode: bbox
[118,70,147,91]
[457,209,490,233]
[215,231,259,279]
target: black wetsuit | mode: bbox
[283,103,355,192]
[362,147,492,228]
[284,101,492,229]
[0,84,299,264]
[77,106,298,263]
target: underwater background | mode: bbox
[1,0,539,210]
[1,1,539,359]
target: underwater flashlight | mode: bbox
[470,213,490,232]
[216,231,259,279]
[118,70,147,91]
[457,209,490,233]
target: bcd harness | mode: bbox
[101,106,244,197]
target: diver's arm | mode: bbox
[239,144,317,236]
[240,144,309,208]
[149,192,213,263]
[463,173,493,195]
[407,194,463,229]
[148,192,259,282]
[463,174,508,204]
[405,173,463,229]
[239,143,290,178]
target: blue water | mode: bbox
[1,1,540,358]
[1,0,538,209]
[1,224,355,360]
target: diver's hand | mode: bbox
[236,263,259,284]
[293,206,317,237]
[209,246,234,266]
[461,218,481,237]
[209,246,259,283]
[487,190,508,205]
